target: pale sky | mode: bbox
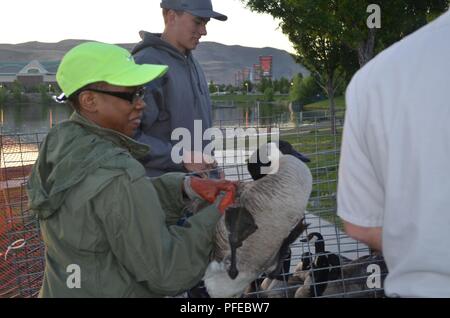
[0,0,295,53]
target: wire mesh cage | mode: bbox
[213,110,388,298]
[0,133,46,298]
[0,110,388,298]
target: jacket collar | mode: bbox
[70,112,150,160]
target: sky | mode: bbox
[0,0,295,53]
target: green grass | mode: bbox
[211,94,290,103]
[280,125,344,230]
[211,94,347,229]
[303,96,346,111]
[210,94,346,110]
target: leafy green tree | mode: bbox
[290,74,322,105]
[289,73,303,103]
[11,81,25,103]
[242,0,354,133]
[278,77,291,94]
[242,80,253,94]
[0,86,7,104]
[263,87,275,102]
[225,84,235,94]
[208,80,218,94]
[257,77,272,94]
[241,0,447,133]
[272,79,280,93]
[38,84,52,104]
[337,0,448,66]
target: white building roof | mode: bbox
[18,60,49,75]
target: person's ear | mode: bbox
[78,91,97,113]
[167,9,178,25]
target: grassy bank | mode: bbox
[279,125,344,229]
[211,93,346,112]
[303,96,346,111]
[211,94,290,103]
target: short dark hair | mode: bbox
[67,82,104,112]
[68,92,81,112]
[162,8,184,22]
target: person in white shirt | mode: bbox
[337,9,450,297]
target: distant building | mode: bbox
[259,56,273,80]
[235,70,243,87]
[0,60,57,89]
[242,67,251,82]
[253,64,261,83]
[233,56,274,87]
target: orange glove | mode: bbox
[185,177,238,214]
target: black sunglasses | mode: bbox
[82,87,146,104]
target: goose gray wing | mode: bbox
[225,206,258,279]
[268,219,309,279]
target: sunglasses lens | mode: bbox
[133,87,145,103]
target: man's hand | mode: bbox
[186,177,238,214]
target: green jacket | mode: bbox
[27,112,221,298]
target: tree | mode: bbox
[11,81,25,103]
[272,79,280,93]
[242,80,253,94]
[225,84,236,94]
[243,0,353,134]
[290,74,322,105]
[241,0,448,133]
[263,87,275,102]
[257,77,272,94]
[0,86,7,104]
[281,77,291,94]
[38,84,52,104]
[208,80,218,94]
[337,0,449,67]
[219,84,226,93]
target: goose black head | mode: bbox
[278,140,311,163]
[301,232,325,253]
[247,140,310,180]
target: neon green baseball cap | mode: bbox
[56,41,168,99]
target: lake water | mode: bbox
[0,101,297,134]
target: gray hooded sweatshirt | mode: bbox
[132,31,213,177]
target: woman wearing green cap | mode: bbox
[26,42,237,297]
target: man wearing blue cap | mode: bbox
[132,0,227,177]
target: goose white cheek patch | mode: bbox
[260,143,280,175]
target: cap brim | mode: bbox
[106,64,168,88]
[188,9,227,21]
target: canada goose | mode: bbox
[203,143,313,298]
[247,140,310,181]
[255,249,294,298]
[294,232,343,297]
[261,251,313,298]
[321,254,388,298]
[242,251,293,298]
[290,251,313,283]
[245,139,311,295]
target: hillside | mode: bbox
[0,39,308,84]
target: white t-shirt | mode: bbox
[338,10,450,297]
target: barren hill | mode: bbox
[0,40,308,84]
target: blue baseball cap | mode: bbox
[160,0,227,21]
